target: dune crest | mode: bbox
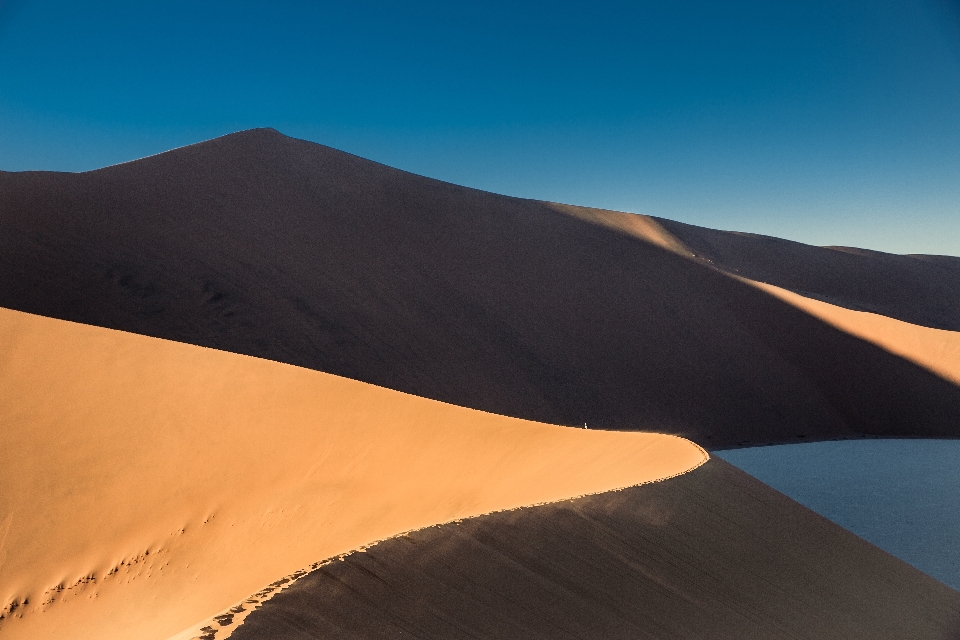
[0,307,706,640]
[219,459,960,640]
[544,202,694,257]
[549,202,960,386]
[748,280,960,386]
[3,128,960,447]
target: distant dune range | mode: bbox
[2,128,960,448]
[562,204,960,332]
[3,129,960,640]
[746,281,960,386]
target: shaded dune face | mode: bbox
[747,281,960,387]
[2,129,960,640]
[1,129,959,448]
[653,217,960,332]
[227,458,960,640]
[571,208,960,333]
[0,307,705,640]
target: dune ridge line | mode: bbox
[552,201,960,382]
[175,444,709,640]
[742,279,960,386]
[4,128,959,450]
[0,306,706,640]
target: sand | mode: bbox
[0,306,705,640]
[555,202,960,331]
[225,458,960,640]
[550,203,960,386]
[2,129,959,639]
[2,128,959,448]
[746,280,960,386]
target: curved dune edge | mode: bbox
[221,458,960,640]
[549,203,960,387]
[545,202,694,257]
[744,280,960,386]
[0,307,707,640]
[5,131,960,450]
[172,456,709,640]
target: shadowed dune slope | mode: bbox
[228,458,960,640]
[2,128,960,447]
[748,281,960,386]
[557,204,960,331]
[655,217,960,331]
[0,307,705,640]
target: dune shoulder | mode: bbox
[0,306,705,640]
[746,279,960,386]
[220,457,960,640]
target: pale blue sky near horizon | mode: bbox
[1,1,959,255]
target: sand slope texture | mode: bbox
[3,130,960,640]
[559,203,960,331]
[746,281,960,386]
[0,307,705,640]
[2,128,960,448]
[226,458,960,640]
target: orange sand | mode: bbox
[550,203,960,386]
[0,307,706,640]
[547,203,694,256]
[748,281,960,386]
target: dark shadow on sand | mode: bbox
[228,458,960,640]
[2,128,959,449]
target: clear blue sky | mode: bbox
[2,1,959,255]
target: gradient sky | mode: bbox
[2,0,959,255]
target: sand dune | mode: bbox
[747,280,960,386]
[225,458,960,640]
[557,203,960,331]
[2,130,960,640]
[0,307,705,640]
[2,129,959,448]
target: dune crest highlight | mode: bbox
[0,307,706,640]
[219,458,960,640]
[3,128,960,447]
[748,281,960,386]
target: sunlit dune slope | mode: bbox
[747,281,960,386]
[2,128,960,448]
[556,203,960,331]
[226,458,960,640]
[0,307,706,640]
